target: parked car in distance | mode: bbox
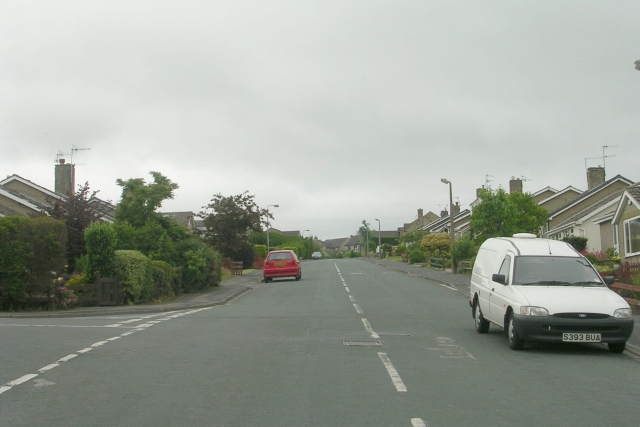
[311,252,322,260]
[263,250,302,282]
[469,233,634,353]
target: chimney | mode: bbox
[418,208,423,219]
[509,177,523,194]
[452,202,460,216]
[476,186,485,198]
[441,208,449,218]
[55,161,75,197]
[586,167,605,190]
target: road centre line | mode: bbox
[411,418,429,427]
[57,354,77,363]
[349,295,355,301]
[344,287,350,293]
[353,304,363,314]
[38,364,58,372]
[438,283,457,291]
[0,324,143,329]
[378,352,407,392]
[361,318,380,339]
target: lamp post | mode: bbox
[375,218,381,259]
[266,204,279,253]
[440,178,455,273]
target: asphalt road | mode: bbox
[1,259,639,427]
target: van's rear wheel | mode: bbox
[508,313,525,350]
[608,342,626,353]
[474,300,489,333]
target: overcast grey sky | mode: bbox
[2,1,639,239]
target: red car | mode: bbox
[263,250,302,282]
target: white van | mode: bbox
[469,233,634,353]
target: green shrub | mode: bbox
[114,250,153,303]
[395,244,408,255]
[409,250,426,264]
[85,222,117,284]
[254,244,267,259]
[176,239,222,292]
[421,233,451,255]
[451,235,477,262]
[150,260,176,296]
[562,236,588,252]
[0,217,67,309]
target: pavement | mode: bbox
[361,257,640,357]
[0,269,263,319]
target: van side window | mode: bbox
[498,255,511,285]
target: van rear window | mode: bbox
[513,256,603,286]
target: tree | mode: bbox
[200,192,269,260]
[470,188,548,243]
[421,233,451,254]
[359,220,371,254]
[43,182,105,272]
[115,172,179,228]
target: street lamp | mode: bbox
[441,178,455,273]
[266,204,279,253]
[375,218,381,259]
[303,229,310,258]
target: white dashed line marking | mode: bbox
[411,418,429,427]
[91,341,108,347]
[361,318,379,339]
[9,374,39,386]
[378,352,407,392]
[349,295,355,301]
[345,287,350,293]
[57,354,77,363]
[38,364,59,372]
[77,348,93,354]
[353,304,363,314]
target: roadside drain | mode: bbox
[343,341,384,347]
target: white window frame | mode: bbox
[623,215,640,257]
[613,224,619,254]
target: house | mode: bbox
[397,209,439,235]
[321,237,349,252]
[611,182,640,263]
[344,235,361,252]
[545,169,633,248]
[420,208,471,239]
[535,186,583,213]
[546,190,623,252]
[0,163,116,223]
[160,211,197,232]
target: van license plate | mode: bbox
[562,333,601,342]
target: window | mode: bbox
[623,216,640,257]
[497,255,511,285]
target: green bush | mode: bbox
[0,217,67,309]
[562,236,588,252]
[409,250,426,264]
[451,235,477,262]
[85,222,118,284]
[254,244,267,259]
[421,233,451,255]
[176,239,222,293]
[114,250,153,303]
[150,260,176,296]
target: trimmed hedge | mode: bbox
[0,217,67,309]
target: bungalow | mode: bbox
[611,182,640,263]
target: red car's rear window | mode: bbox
[267,252,293,261]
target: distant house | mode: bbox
[611,182,640,263]
[420,208,471,239]
[535,186,583,213]
[344,235,361,252]
[397,209,439,235]
[160,211,197,232]
[322,237,349,252]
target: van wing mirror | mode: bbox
[491,274,507,285]
[603,276,615,287]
